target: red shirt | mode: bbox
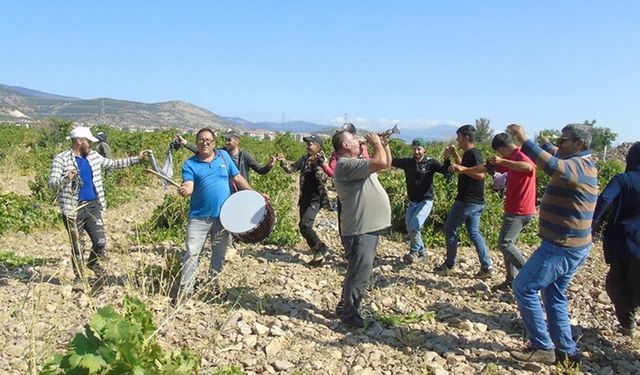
[496,148,536,215]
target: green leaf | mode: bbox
[103,319,133,343]
[77,353,107,373]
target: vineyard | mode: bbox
[0,121,638,374]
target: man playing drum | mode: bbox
[174,128,259,303]
[331,130,392,328]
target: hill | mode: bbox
[0,84,230,130]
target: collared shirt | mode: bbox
[49,149,139,217]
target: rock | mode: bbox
[264,338,283,357]
[597,291,610,304]
[474,323,488,333]
[243,334,258,347]
[269,325,286,337]
[272,360,294,371]
[524,363,544,372]
[254,322,270,335]
[237,321,252,336]
[446,354,465,364]
[457,320,474,331]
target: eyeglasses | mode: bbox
[197,138,214,145]
[556,137,576,145]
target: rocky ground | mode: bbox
[1,185,639,375]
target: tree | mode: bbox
[581,119,617,151]
[474,117,494,143]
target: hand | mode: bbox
[537,133,550,147]
[178,183,192,197]
[267,156,276,167]
[379,134,389,147]
[261,192,270,201]
[138,150,151,160]
[506,124,527,145]
[365,133,382,146]
[176,134,188,146]
[449,163,464,174]
[275,153,285,161]
[67,168,78,182]
[487,156,502,165]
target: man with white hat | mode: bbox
[48,126,149,291]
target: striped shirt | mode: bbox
[521,140,599,249]
[48,149,139,217]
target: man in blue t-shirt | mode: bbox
[175,128,259,301]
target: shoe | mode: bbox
[335,300,345,316]
[554,350,582,366]
[340,314,365,328]
[87,262,106,277]
[403,252,418,265]
[71,277,86,293]
[621,326,636,338]
[492,280,512,292]
[308,247,328,267]
[511,347,556,364]
[433,262,453,275]
[475,267,494,280]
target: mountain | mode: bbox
[0,83,230,130]
[1,83,458,140]
[223,116,336,134]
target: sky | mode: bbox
[2,1,639,142]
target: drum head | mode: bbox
[220,190,267,234]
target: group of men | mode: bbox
[48,122,639,368]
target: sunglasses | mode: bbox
[556,137,577,145]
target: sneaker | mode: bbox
[475,267,494,280]
[554,350,582,366]
[433,262,453,275]
[307,252,326,267]
[71,277,86,293]
[87,262,106,277]
[340,314,365,328]
[403,252,418,265]
[335,300,345,316]
[621,326,636,338]
[511,347,556,364]
[492,279,512,292]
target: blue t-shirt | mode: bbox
[182,150,239,219]
[75,156,97,201]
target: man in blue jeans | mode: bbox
[507,123,598,366]
[434,124,493,278]
[392,138,449,264]
[175,128,259,303]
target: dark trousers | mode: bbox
[606,259,640,329]
[299,201,324,251]
[62,200,107,278]
[340,232,380,319]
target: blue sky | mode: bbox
[2,1,639,142]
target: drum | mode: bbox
[220,190,276,243]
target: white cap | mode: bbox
[70,127,99,142]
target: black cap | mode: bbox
[303,134,323,146]
[341,122,357,134]
[224,130,240,140]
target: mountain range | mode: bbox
[0,83,456,142]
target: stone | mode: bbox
[254,322,270,335]
[272,360,294,371]
[264,338,283,357]
[270,325,286,337]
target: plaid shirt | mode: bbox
[48,149,139,217]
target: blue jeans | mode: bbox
[405,200,434,256]
[498,214,533,280]
[179,218,229,294]
[444,200,491,269]
[513,241,591,355]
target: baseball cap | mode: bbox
[411,138,426,147]
[341,122,357,134]
[303,134,323,146]
[70,127,99,142]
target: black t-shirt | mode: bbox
[392,157,449,202]
[300,164,321,205]
[456,147,484,204]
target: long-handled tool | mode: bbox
[144,169,180,188]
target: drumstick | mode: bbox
[144,169,180,188]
